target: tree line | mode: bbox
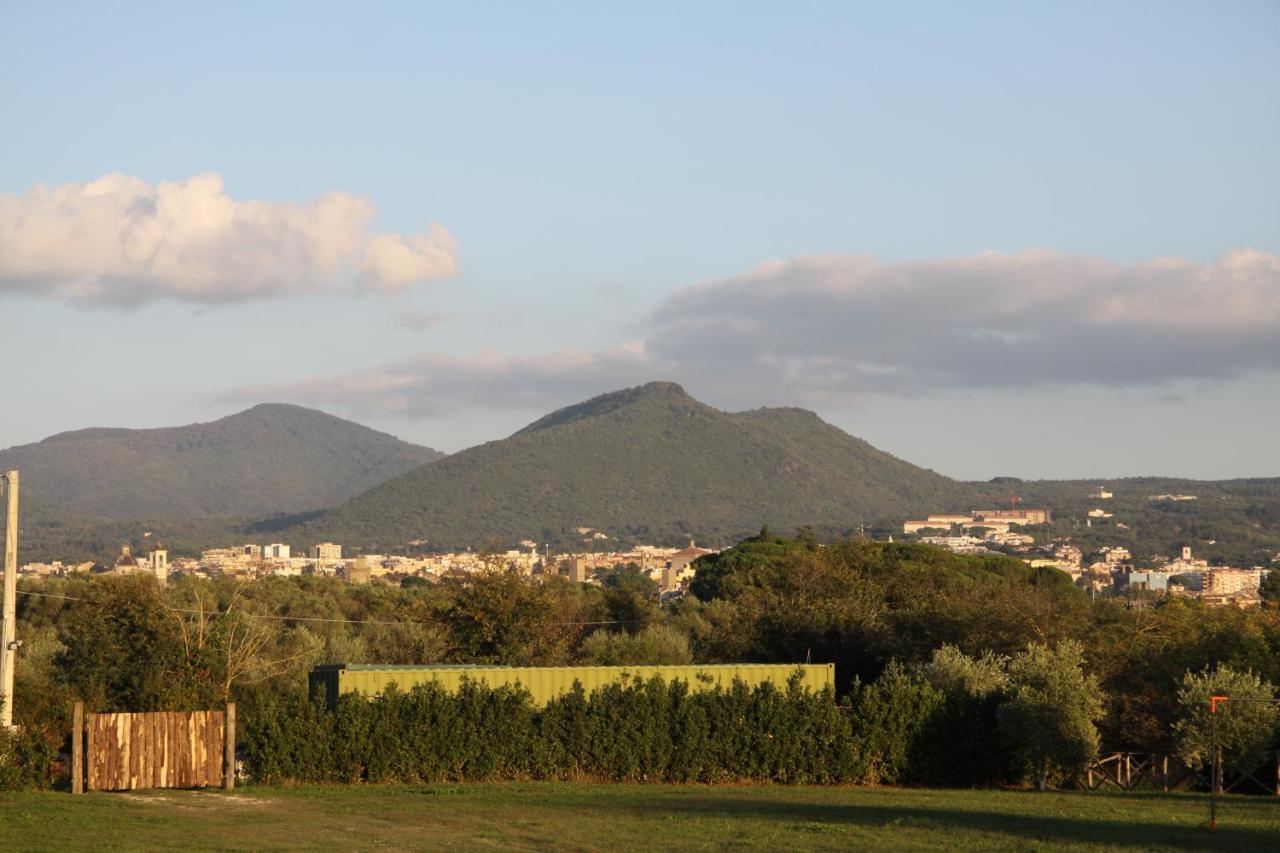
[3,531,1279,789]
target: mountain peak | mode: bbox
[514,381,698,435]
[0,405,442,520]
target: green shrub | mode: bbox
[849,663,943,784]
[245,673,857,784]
[0,721,61,791]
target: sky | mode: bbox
[1,1,1278,480]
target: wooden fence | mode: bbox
[71,702,235,793]
[1085,752,1195,792]
[1086,750,1280,795]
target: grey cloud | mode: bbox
[230,344,657,418]
[398,310,454,331]
[229,247,1280,417]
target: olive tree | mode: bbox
[1173,665,1279,776]
[997,641,1105,791]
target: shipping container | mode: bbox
[309,663,834,709]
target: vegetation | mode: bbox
[998,642,1105,792]
[1173,666,1280,775]
[3,784,1278,852]
[248,676,855,784]
[996,477,1280,568]
[6,532,1279,794]
[1,403,439,526]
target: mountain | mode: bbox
[295,382,976,549]
[0,404,442,521]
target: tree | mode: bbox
[1173,665,1279,777]
[922,645,1008,698]
[55,575,219,711]
[916,646,1015,786]
[1260,569,1280,608]
[444,569,589,665]
[997,641,1105,791]
[578,625,693,665]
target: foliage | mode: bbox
[444,569,592,664]
[1261,569,1280,607]
[54,575,225,711]
[921,644,1009,698]
[579,625,694,665]
[692,535,1087,691]
[0,722,61,791]
[913,646,1017,786]
[848,664,942,784]
[246,674,857,785]
[1173,665,1280,775]
[12,532,1280,791]
[997,642,1105,791]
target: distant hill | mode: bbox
[0,404,442,521]
[293,382,977,549]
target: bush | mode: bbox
[848,663,943,784]
[246,673,857,784]
[0,721,61,791]
[914,646,1016,786]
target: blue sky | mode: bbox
[2,2,1278,479]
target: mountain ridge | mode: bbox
[0,403,443,521]
[292,381,972,549]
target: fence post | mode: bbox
[224,702,235,792]
[85,710,95,792]
[72,701,83,795]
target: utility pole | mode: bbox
[1,470,18,730]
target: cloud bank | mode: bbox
[233,247,1280,415]
[0,172,456,305]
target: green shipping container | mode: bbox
[309,663,834,709]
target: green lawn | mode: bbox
[1,784,1277,851]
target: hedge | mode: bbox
[246,674,860,784]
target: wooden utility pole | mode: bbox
[72,701,84,794]
[224,702,236,791]
[0,470,18,730]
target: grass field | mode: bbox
[1,783,1277,851]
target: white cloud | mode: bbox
[0,172,456,305]
[230,247,1280,416]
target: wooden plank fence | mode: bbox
[72,702,235,793]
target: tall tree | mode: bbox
[998,641,1105,791]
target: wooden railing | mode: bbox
[1086,750,1280,795]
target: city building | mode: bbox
[970,508,1051,526]
[311,542,342,561]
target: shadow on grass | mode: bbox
[649,793,1279,851]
